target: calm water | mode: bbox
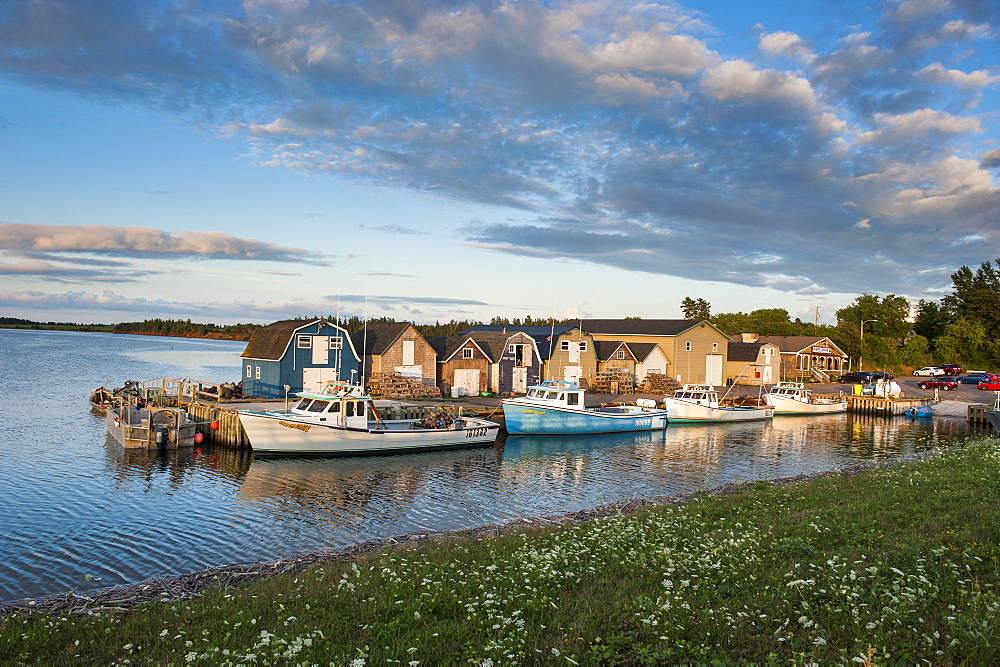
[0,329,988,602]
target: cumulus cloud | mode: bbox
[0,224,328,264]
[1,0,998,303]
[758,30,814,62]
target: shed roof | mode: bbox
[727,341,766,362]
[755,336,845,355]
[460,325,573,360]
[241,319,332,360]
[350,321,412,356]
[565,319,730,338]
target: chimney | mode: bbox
[741,333,759,343]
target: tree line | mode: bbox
[8,258,999,371]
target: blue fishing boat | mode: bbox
[501,380,669,435]
[904,405,934,418]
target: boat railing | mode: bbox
[139,377,223,405]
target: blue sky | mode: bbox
[1,0,998,326]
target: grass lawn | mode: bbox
[2,439,999,664]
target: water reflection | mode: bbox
[1,325,987,602]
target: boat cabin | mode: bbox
[671,384,720,407]
[290,382,372,429]
[768,381,809,399]
[522,380,585,408]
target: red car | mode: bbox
[977,380,1000,391]
[918,378,958,390]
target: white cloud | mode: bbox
[917,62,1000,91]
[758,30,814,62]
[701,59,817,108]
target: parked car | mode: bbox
[937,364,964,376]
[977,380,1000,391]
[917,378,958,390]
[869,371,894,380]
[913,366,946,377]
[839,371,873,384]
[956,372,999,384]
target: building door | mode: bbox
[512,367,527,393]
[453,369,480,396]
[564,365,582,383]
[402,340,415,366]
[705,354,723,386]
[302,367,339,392]
[312,336,329,365]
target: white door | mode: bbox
[512,367,527,392]
[312,336,329,364]
[705,354,723,386]
[564,365,582,383]
[762,365,774,383]
[302,367,339,392]
[402,340,415,366]
[568,342,581,363]
[453,369,480,396]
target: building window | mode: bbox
[508,344,517,354]
[578,341,588,352]
[712,343,718,352]
[685,341,692,352]
[462,348,474,359]
[561,341,569,351]
[615,350,627,359]
[255,366,261,379]
[297,335,312,349]
[329,336,342,350]
[246,365,252,378]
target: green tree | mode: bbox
[933,318,989,369]
[835,294,912,370]
[681,297,711,320]
[913,300,948,344]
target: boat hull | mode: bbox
[767,395,847,415]
[501,400,669,435]
[238,411,500,455]
[662,399,773,422]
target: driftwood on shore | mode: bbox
[0,451,937,619]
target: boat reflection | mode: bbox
[102,436,253,490]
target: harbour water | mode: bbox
[0,328,988,602]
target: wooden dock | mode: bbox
[845,395,934,416]
[967,403,993,426]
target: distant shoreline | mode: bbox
[0,325,248,341]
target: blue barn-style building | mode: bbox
[240,319,361,399]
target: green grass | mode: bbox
[3,440,1000,664]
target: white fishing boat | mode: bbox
[662,384,773,422]
[238,381,500,455]
[502,380,669,435]
[765,381,847,415]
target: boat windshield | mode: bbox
[306,400,327,413]
[294,398,312,410]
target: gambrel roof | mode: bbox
[350,321,412,356]
[241,319,338,360]
[566,319,731,338]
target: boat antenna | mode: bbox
[361,282,369,391]
[546,299,555,380]
[335,293,342,381]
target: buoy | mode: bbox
[210,420,220,430]
[194,432,204,444]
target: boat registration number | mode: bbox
[634,418,652,426]
[466,427,490,438]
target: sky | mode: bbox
[1,0,999,327]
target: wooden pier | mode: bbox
[967,403,993,426]
[844,395,934,416]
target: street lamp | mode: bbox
[860,319,878,371]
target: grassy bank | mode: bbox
[3,441,1000,665]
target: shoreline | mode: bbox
[0,447,941,618]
